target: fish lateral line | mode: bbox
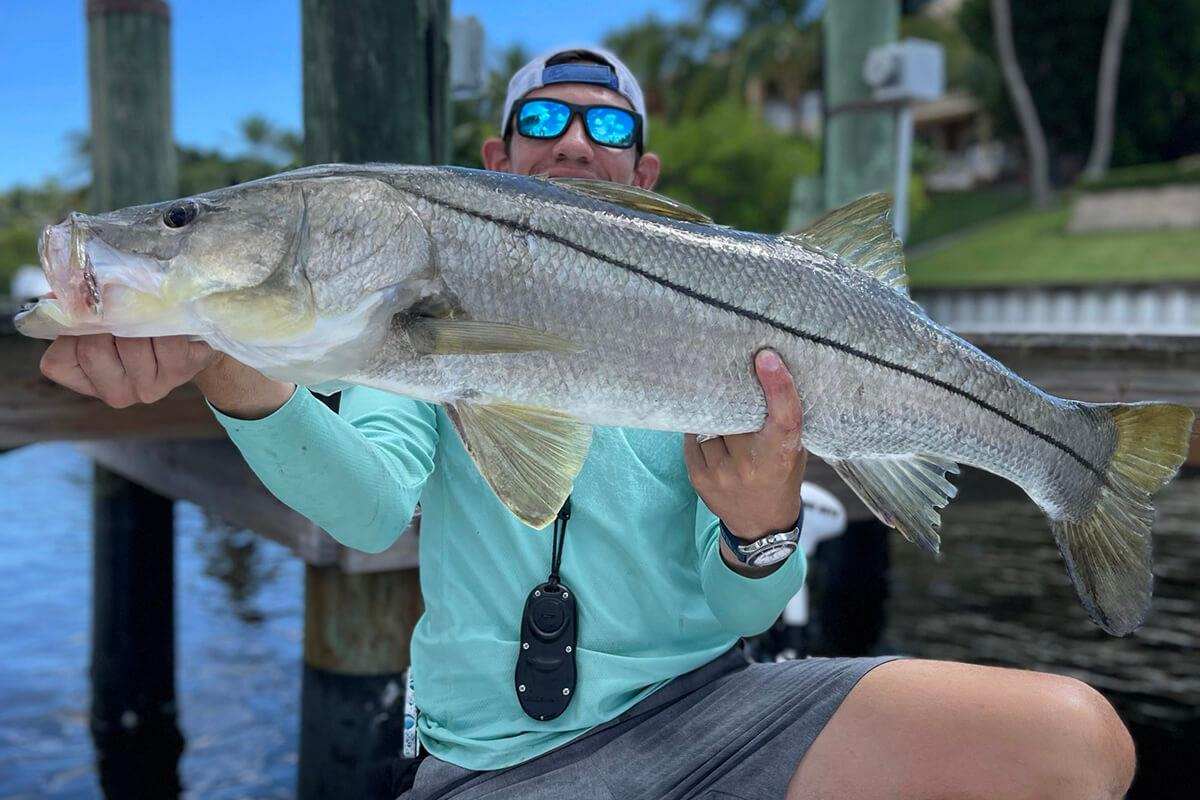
[409,189,1106,483]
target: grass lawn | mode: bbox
[907,205,1200,288]
[906,187,1029,248]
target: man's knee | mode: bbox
[789,661,1135,800]
[1036,674,1135,798]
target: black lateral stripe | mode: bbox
[419,192,1105,480]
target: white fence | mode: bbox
[913,284,1200,335]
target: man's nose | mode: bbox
[552,116,593,161]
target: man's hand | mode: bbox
[684,349,807,541]
[40,333,296,419]
[40,334,222,408]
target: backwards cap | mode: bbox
[500,45,648,141]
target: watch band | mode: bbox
[718,507,803,568]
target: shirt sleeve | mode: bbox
[209,385,439,554]
[694,497,807,637]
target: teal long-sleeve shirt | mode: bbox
[212,385,806,771]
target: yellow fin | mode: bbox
[1051,401,1194,635]
[447,399,592,529]
[788,193,908,293]
[549,178,715,224]
[408,317,581,356]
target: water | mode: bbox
[0,443,303,799]
[1,444,1196,798]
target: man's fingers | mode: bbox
[697,434,730,469]
[683,433,708,474]
[40,338,99,398]
[76,334,138,407]
[754,349,803,445]
[114,336,158,394]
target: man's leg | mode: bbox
[788,659,1136,800]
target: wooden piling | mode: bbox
[298,2,448,796]
[85,1,182,795]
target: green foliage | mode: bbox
[959,0,1200,173]
[1077,156,1200,192]
[907,204,1200,287]
[651,102,819,232]
[0,180,87,292]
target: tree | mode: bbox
[960,0,1200,173]
[989,0,1051,206]
[651,101,819,232]
[1082,0,1131,181]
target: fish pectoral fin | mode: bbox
[826,453,960,554]
[447,399,592,529]
[407,317,582,356]
[548,178,716,225]
[786,194,908,294]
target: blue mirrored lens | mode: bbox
[516,100,570,138]
[585,107,636,147]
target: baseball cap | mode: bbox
[500,45,649,142]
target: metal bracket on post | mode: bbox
[862,39,946,241]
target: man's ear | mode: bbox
[633,151,661,190]
[482,137,512,172]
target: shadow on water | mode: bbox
[884,467,1200,800]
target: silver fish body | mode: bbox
[16,164,1194,635]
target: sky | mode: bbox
[0,0,692,191]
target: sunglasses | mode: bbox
[510,98,642,150]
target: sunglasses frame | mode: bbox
[508,97,643,151]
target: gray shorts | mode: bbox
[398,645,899,800]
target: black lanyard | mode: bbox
[515,497,578,721]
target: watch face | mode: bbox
[748,543,796,567]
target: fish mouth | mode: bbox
[38,220,101,319]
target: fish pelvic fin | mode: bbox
[826,453,960,555]
[447,399,592,529]
[788,193,908,294]
[1052,402,1194,636]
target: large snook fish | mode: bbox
[16,164,1194,635]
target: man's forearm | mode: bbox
[193,354,296,420]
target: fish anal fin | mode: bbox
[787,193,908,293]
[408,317,581,356]
[549,178,715,225]
[826,453,960,554]
[447,399,592,529]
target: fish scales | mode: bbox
[375,168,1106,510]
[15,162,1193,635]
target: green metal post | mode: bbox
[822,0,899,209]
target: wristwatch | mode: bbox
[718,509,803,568]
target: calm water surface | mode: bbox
[0,443,303,799]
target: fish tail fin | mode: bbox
[1052,402,1194,635]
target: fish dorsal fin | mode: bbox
[826,453,960,554]
[447,399,592,529]
[788,193,908,293]
[549,177,715,225]
[407,317,581,355]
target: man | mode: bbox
[42,46,1134,799]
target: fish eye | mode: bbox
[163,200,199,229]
